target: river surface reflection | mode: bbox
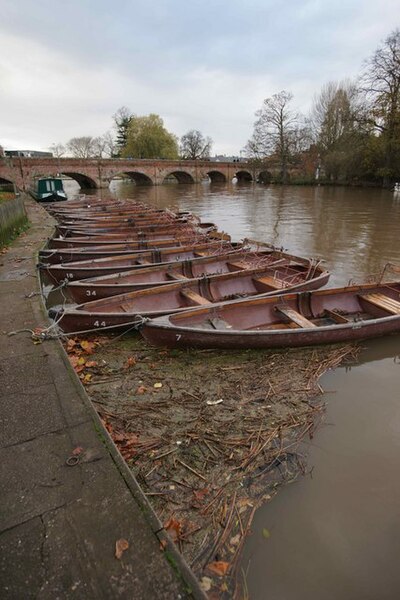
[66,180,400,599]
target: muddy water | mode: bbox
[66,180,400,599]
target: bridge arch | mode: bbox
[107,170,155,186]
[258,170,273,184]
[60,172,98,189]
[123,171,154,185]
[235,170,253,182]
[207,170,227,183]
[163,171,195,184]
[0,176,13,185]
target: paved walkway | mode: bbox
[0,196,205,600]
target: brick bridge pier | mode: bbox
[0,157,272,190]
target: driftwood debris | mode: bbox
[65,334,357,598]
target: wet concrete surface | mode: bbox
[0,195,204,600]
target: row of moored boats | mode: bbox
[39,197,400,349]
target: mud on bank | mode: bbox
[65,334,356,598]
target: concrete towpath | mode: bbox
[0,196,206,600]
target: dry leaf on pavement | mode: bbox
[115,538,129,559]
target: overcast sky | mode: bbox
[0,0,398,155]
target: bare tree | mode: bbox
[310,80,363,181]
[180,130,212,159]
[360,28,400,186]
[91,132,116,158]
[246,91,299,182]
[102,131,116,158]
[311,80,358,150]
[66,136,97,159]
[49,143,66,158]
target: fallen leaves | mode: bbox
[164,517,183,543]
[80,340,95,354]
[67,338,76,351]
[102,419,140,460]
[124,356,137,369]
[85,360,98,368]
[206,561,230,577]
[65,338,101,382]
[192,488,210,508]
[115,538,129,559]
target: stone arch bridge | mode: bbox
[0,157,268,191]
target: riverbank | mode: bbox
[0,196,205,600]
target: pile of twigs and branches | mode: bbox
[65,334,357,598]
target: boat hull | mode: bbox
[40,242,237,284]
[141,315,400,349]
[31,191,67,203]
[67,266,329,303]
[39,238,208,263]
[140,282,400,349]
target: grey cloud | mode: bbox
[0,0,398,152]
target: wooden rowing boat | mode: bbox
[65,250,327,302]
[49,258,330,333]
[40,242,237,284]
[55,221,217,237]
[46,232,204,248]
[57,215,185,228]
[39,238,212,263]
[46,198,149,211]
[50,206,168,217]
[50,208,193,224]
[140,282,400,349]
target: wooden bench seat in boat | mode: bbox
[166,270,188,280]
[208,317,233,330]
[180,288,211,305]
[275,306,317,328]
[253,274,285,289]
[226,261,250,271]
[323,309,350,323]
[360,292,400,315]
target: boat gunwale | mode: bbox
[141,281,400,336]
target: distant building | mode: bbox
[0,145,4,158]
[210,155,245,162]
[4,149,53,158]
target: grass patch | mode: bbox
[0,215,30,248]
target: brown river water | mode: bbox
[66,180,400,599]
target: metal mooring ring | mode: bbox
[65,455,80,467]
